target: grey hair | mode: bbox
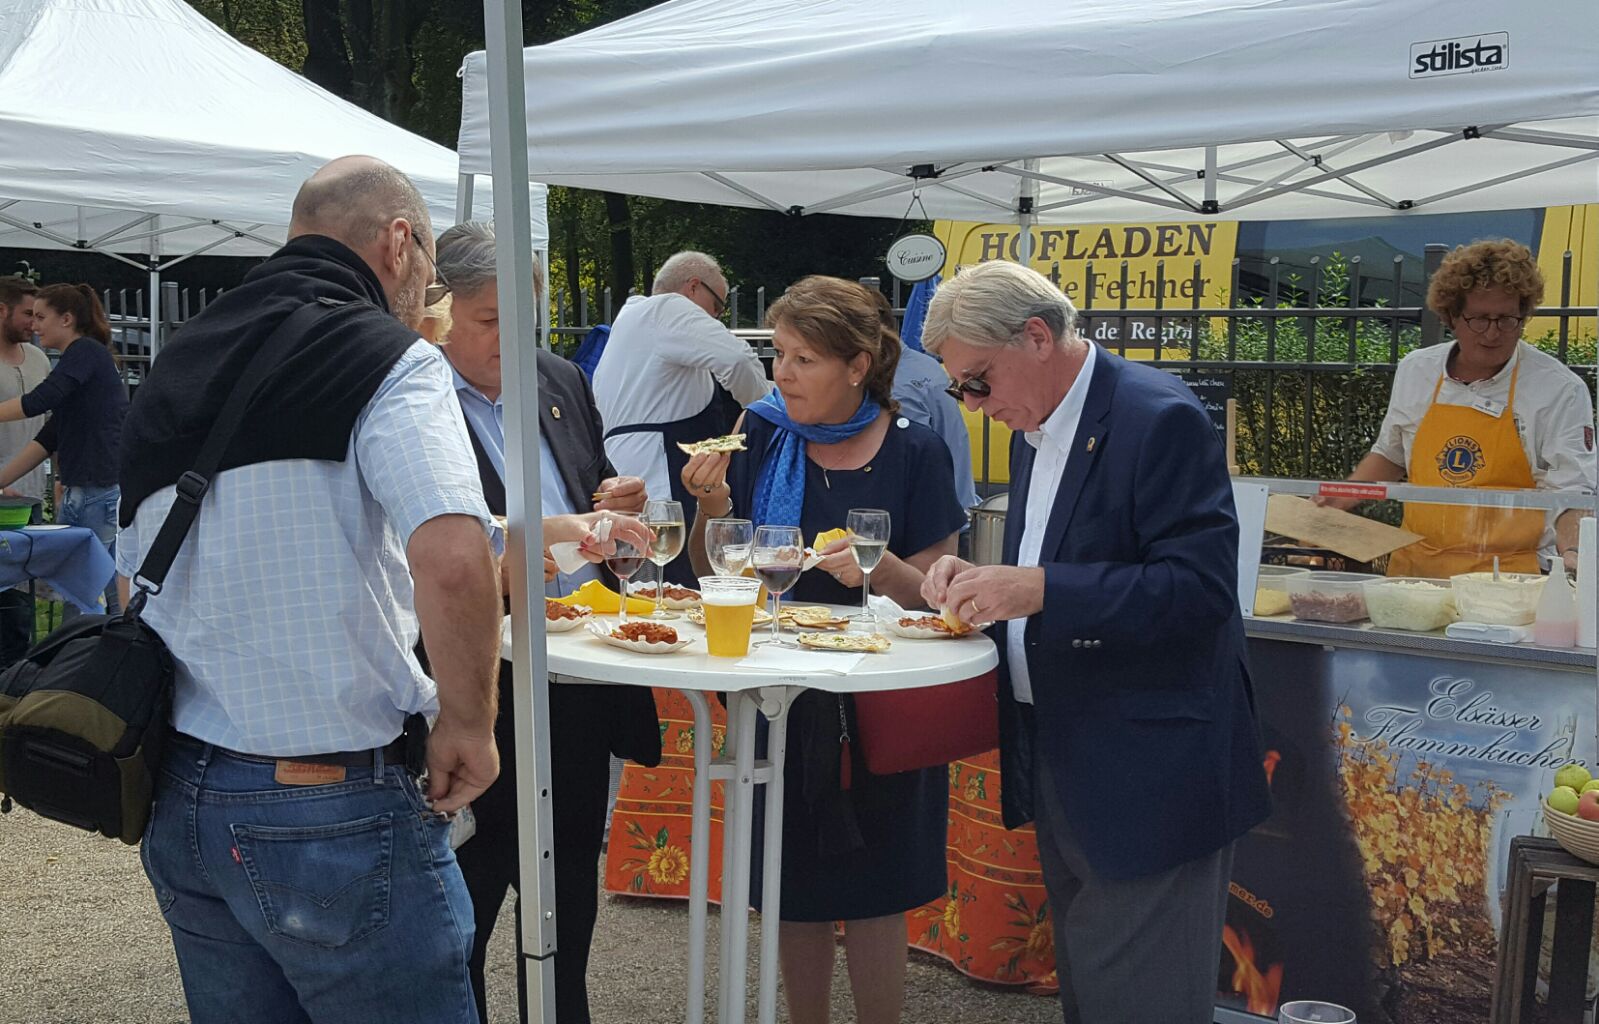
[435,220,544,306]
[921,260,1077,355]
[652,251,723,295]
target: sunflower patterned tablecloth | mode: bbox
[603,689,1059,994]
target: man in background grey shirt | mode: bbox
[0,276,51,666]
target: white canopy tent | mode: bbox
[462,1,1599,1021]
[459,0,1599,228]
[0,0,547,349]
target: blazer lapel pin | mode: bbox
[551,405,562,420]
[1086,436,1096,452]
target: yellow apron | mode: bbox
[1388,361,1542,578]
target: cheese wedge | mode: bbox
[812,527,850,552]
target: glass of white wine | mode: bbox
[752,525,803,647]
[706,517,754,576]
[845,508,890,624]
[641,499,686,619]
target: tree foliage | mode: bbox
[181,0,905,308]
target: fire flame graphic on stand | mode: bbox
[1222,924,1283,1015]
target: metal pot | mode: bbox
[969,492,1008,566]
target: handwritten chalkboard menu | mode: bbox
[1170,368,1232,435]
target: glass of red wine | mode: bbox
[752,525,803,647]
[605,529,648,627]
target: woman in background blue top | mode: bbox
[0,283,128,614]
[682,276,966,1024]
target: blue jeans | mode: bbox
[141,733,480,1024]
[58,484,120,616]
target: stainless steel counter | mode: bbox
[1245,614,1597,671]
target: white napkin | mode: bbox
[867,594,910,623]
[735,645,865,674]
[549,542,589,575]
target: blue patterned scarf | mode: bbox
[747,390,881,527]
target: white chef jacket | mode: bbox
[592,293,771,501]
[1372,341,1595,556]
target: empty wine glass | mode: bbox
[706,517,754,577]
[1279,1002,1355,1024]
[642,499,685,619]
[752,525,803,647]
[845,508,890,624]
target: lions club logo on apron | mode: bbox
[1436,434,1485,484]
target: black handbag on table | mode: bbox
[0,301,344,844]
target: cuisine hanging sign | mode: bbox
[885,233,946,283]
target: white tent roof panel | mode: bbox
[457,0,1599,222]
[0,0,546,258]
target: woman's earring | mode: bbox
[852,380,861,387]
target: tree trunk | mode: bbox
[300,0,353,99]
[561,195,583,320]
[345,0,381,114]
[603,191,634,303]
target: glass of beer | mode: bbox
[699,575,763,658]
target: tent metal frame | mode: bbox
[617,126,1599,226]
[0,199,272,358]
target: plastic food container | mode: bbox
[1362,577,1457,632]
[1253,565,1308,616]
[1451,571,1547,626]
[1285,571,1382,623]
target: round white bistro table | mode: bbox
[504,607,997,1024]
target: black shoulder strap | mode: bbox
[128,299,353,609]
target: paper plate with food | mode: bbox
[687,604,773,627]
[779,605,852,632]
[585,619,695,654]
[628,582,702,609]
[881,611,977,639]
[796,631,892,654]
[544,598,593,633]
[677,433,747,456]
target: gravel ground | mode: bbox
[1,807,1057,1024]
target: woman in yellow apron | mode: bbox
[1324,239,1592,577]
[1386,362,1543,577]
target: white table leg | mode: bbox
[682,690,715,1024]
[754,687,794,1024]
[717,692,760,1024]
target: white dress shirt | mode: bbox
[1007,342,1097,705]
[117,341,502,757]
[592,292,770,500]
[1372,341,1596,556]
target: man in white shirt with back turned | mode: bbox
[593,251,769,580]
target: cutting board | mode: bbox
[1264,494,1422,564]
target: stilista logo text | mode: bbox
[1411,33,1508,78]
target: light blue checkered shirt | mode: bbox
[116,340,502,757]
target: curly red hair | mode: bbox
[1426,239,1544,319]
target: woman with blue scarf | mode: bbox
[683,277,966,1024]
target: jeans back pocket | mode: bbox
[231,812,394,948]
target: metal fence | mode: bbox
[111,246,1598,488]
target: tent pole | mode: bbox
[147,216,161,363]
[456,173,475,223]
[1016,158,1039,267]
[481,0,557,1020]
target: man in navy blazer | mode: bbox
[921,261,1270,1024]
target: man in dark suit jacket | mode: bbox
[921,260,1271,1024]
[435,222,662,1024]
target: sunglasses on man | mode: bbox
[945,361,994,402]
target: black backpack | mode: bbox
[0,301,341,843]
